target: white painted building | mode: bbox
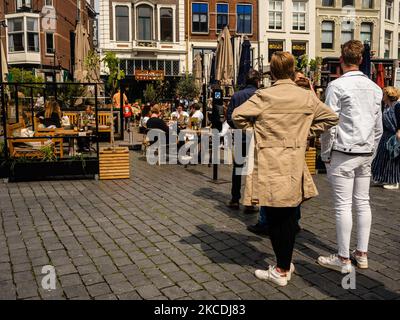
[98,0,187,80]
[259,0,316,68]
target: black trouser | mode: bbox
[266,207,297,271]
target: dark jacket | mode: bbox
[227,85,258,128]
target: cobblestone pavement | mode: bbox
[0,150,399,300]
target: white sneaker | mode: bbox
[255,265,290,286]
[383,183,399,190]
[351,250,368,269]
[287,263,295,281]
[317,254,353,274]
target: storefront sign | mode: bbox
[135,70,165,81]
[268,42,284,50]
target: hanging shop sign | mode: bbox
[135,70,165,81]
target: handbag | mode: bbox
[123,105,132,118]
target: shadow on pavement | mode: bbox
[293,259,400,300]
[180,224,272,268]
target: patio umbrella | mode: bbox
[216,26,234,95]
[209,53,216,85]
[232,35,243,86]
[360,43,371,78]
[74,21,91,83]
[1,40,8,82]
[193,53,203,91]
[237,39,251,87]
[376,63,385,89]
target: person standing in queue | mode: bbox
[233,52,338,286]
[226,69,261,214]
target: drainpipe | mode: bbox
[257,0,261,75]
[186,0,190,76]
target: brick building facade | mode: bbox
[0,0,96,81]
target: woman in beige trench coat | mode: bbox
[232,52,339,286]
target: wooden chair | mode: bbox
[34,130,64,159]
[97,112,113,143]
[64,112,79,126]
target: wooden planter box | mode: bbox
[305,147,317,175]
[99,147,130,180]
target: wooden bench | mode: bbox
[64,112,79,126]
[6,122,59,159]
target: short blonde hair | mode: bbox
[151,104,160,115]
[383,87,400,102]
[270,52,296,80]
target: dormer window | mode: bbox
[16,0,32,12]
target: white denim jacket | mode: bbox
[321,71,383,162]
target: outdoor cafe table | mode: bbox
[36,128,94,156]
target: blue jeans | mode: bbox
[259,205,301,227]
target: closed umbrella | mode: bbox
[237,39,251,87]
[193,53,203,91]
[376,63,385,89]
[360,43,371,78]
[74,21,91,82]
[216,26,234,95]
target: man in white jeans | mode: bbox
[318,40,383,273]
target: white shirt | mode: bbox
[171,111,189,119]
[321,71,383,161]
[191,110,204,127]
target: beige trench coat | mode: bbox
[232,79,339,207]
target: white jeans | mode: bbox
[326,151,373,258]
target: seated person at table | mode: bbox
[190,103,204,129]
[83,106,95,122]
[139,109,151,133]
[146,105,170,143]
[171,104,189,128]
[36,100,62,128]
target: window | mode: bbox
[137,5,153,41]
[216,3,228,32]
[322,0,334,6]
[237,4,252,34]
[26,17,39,52]
[268,40,284,61]
[360,23,373,45]
[269,1,283,30]
[16,0,31,10]
[292,42,307,59]
[8,18,24,52]
[192,3,208,33]
[321,21,334,49]
[160,8,173,42]
[115,6,129,41]
[341,21,354,44]
[362,0,373,9]
[342,0,354,6]
[293,1,306,31]
[46,32,54,54]
[385,1,393,20]
[45,0,53,6]
[398,33,400,59]
[384,31,392,58]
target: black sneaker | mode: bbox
[243,205,258,214]
[227,200,240,210]
[247,223,269,236]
